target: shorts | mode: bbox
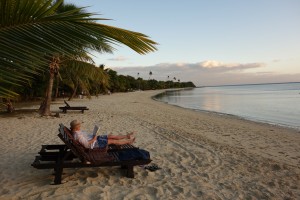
[97,135,108,148]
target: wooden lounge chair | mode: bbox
[59,100,89,113]
[31,124,151,184]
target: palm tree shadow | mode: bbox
[0,109,39,118]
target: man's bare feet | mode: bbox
[129,137,136,144]
[127,131,137,139]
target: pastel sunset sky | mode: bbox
[66,0,300,86]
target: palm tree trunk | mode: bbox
[3,98,14,113]
[53,75,59,101]
[39,71,55,116]
[68,81,78,101]
[39,57,60,116]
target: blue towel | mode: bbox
[118,149,150,161]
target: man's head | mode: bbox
[70,120,81,131]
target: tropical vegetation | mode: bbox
[0,0,195,114]
[0,0,157,115]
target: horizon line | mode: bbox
[198,81,300,88]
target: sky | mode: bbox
[65,0,300,86]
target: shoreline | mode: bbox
[149,90,300,167]
[152,88,300,131]
[154,96,300,132]
[0,90,299,199]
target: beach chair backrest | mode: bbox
[58,124,91,162]
[64,100,71,107]
[58,124,111,163]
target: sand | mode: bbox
[0,90,299,200]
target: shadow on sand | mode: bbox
[0,109,39,118]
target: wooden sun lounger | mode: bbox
[59,100,89,113]
[31,124,151,184]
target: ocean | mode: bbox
[154,82,300,130]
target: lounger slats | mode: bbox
[110,152,120,162]
[59,101,88,113]
[107,144,137,152]
[59,106,89,113]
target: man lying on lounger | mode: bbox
[70,120,135,149]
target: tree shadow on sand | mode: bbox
[0,109,39,118]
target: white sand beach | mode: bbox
[0,90,299,200]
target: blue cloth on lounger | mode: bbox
[97,135,108,148]
[118,149,150,161]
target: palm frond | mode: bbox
[0,0,158,99]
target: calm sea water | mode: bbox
[154,82,300,130]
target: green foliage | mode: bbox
[105,68,195,92]
[0,0,157,99]
[0,0,195,102]
[58,59,109,97]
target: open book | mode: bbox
[91,125,100,149]
[92,125,100,136]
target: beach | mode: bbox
[0,90,299,199]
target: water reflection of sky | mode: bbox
[155,83,300,129]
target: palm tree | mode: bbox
[105,68,119,92]
[59,60,108,100]
[100,64,105,70]
[167,75,170,88]
[0,0,158,115]
[149,71,153,80]
[137,72,140,90]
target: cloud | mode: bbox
[114,60,264,74]
[272,59,281,63]
[107,56,127,61]
[111,60,299,86]
[200,60,223,68]
[133,60,264,72]
[197,60,264,70]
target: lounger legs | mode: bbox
[53,150,64,184]
[54,165,63,184]
[126,165,134,178]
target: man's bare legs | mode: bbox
[107,131,136,140]
[107,137,135,145]
[106,131,136,145]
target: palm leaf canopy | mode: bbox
[0,0,157,98]
[60,59,109,93]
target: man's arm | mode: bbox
[76,132,96,148]
[89,135,97,144]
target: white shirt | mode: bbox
[73,130,96,149]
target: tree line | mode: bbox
[97,67,195,93]
[6,65,195,101]
[0,0,194,114]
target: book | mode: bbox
[92,125,100,136]
[91,125,100,149]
